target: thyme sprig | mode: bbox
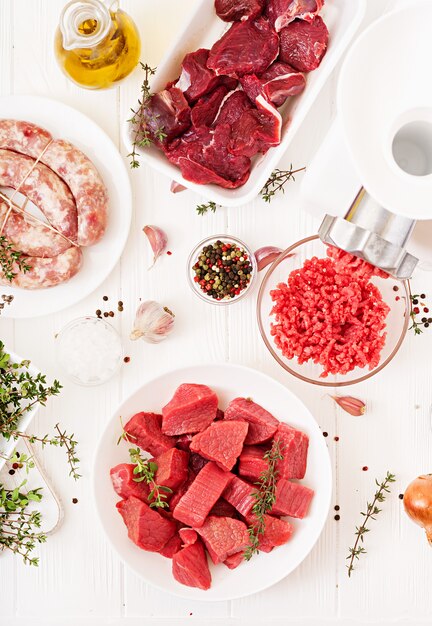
[128,447,172,509]
[127,63,166,168]
[346,471,396,577]
[196,201,219,216]
[244,440,284,561]
[408,293,431,335]
[0,236,31,282]
[260,166,306,202]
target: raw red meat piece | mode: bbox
[116,496,176,552]
[169,469,196,511]
[124,412,175,457]
[214,91,253,126]
[266,0,325,32]
[173,462,233,527]
[224,398,279,444]
[178,49,220,102]
[172,540,212,590]
[274,423,309,479]
[241,62,306,108]
[110,463,150,503]
[190,420,249,471]
[222,476,256,517]
[229,99,282,157]
[271,478,314,518]
[191,85,229,128]
[179,527,198,546]
[215,0,265,22]
[246,513,294,552]
[176,434,193,451]
[215,409,225,420]
[207,17,279,78]
[189,452,209,474]
[238,445,269,481]
[159,533,182,558]
[223,551,245,569]
[210,498,240,518]
[155,448,189,491]
[140,87,191,144]
[279,16,329,72]
[162,383,218,435]
[195,516,250,564]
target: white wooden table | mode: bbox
[1,1,431,624]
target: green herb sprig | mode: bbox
[260,166,306,203]
[196,202,219,216]
[408,293,431,335]
[346,471,396,577]
[244,440,284,561]
[0,236,31,282]
[128,447,172,509]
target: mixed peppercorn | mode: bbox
[192,240,253,301]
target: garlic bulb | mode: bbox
[130,301,175,343]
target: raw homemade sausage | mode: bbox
[0,246,83,290]
[0,119,108,247]
[0,148,78,242]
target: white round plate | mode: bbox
[0,95,132,318]
[93,363,332,601]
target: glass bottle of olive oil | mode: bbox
[55,0,141,89]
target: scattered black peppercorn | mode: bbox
[399,493,404,500]
[124,356,130,363]
[109,311,114,317]
[103,312,109,318]
[334,514,340,521]
[334,436,339,442]
[393,285,399,292]
[334,505,340,511]
[8,469,15,475]
[103,295,108,301]
[72,498,78,504]
[323,432,328,437]
[362,466,368,471]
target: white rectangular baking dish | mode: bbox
[125,0,366,207]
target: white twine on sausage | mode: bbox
[0,140,79,247]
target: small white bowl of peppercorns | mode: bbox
[187,235,257,304]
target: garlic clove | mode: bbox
[143,225,168,269]
[254,246,283,272]
[332,395,366,416]
[170,180,187,194]
[130,301,175,343]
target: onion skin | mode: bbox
[403,474,432,546]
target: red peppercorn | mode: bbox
[424,307,429,313]
[167,251,172,256]
[413,307,420,314]
[12,463,19,469]
[194,276,199,282]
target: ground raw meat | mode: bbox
[110,463,150,502]
[241,61,306,108]
[266,0,325,32]
[190,420,249,471]
[224,397,279,444]
[279,16,329,72]
[272,478,314,518]
[222,475,256,517]
[162,383,218,435]
[274,423,309,479]
[191,85,229,128]
[159,533,182,558]
[207,17,279,78]
[116,496,176,552]
[155,448,189,491]
[173,461,233,527]
[238,445,269,481]
[172,540,212,590]
[195,516,250,564]
[270,249,390,377]
[124,412,175,457]
[215,0,265,22]
[140,87,191,144]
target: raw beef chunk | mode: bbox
[162,383,218,435]
[190,420,249,471]
[222,475,256,517]
[139,87,191,144]
[279,16,328,72]
[110,463,150,503]
[224,397,279,444]
[172,540,212,590]
[124,412,175,457]
[169,469,196,511]
[238,445,269,481]
[241,61,306,108]
[179,527,198,546]
[195,516,250,564]
[229,99,282,157]
[207,17,279,78]
[173,461,233,527]
[191,85,229,128]
[274,423,309,479]
[223,551,245,569]
[155,448,189,491]
[176,434,193,451]
[257,515,294,552]
[215,0,265,22]
[116,496,176,552]
[159,533,182,558]
[189,452,209,474]
[271,478,314,518]
[266,0,325,32]
[178,49,220,102]
[209,498,240,518]
[214,90,253,126]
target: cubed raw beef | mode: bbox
[223,551,245,569]
[116,496,176,552]
[159,533,182,558]
[191,86,229,128]
[279,16,329,72]
[214,91,253,126]
[241,62,306,108]
[207,17,279,78]
[195,516,250,564]
[257,515,294,552]
[223,476,256,517]
[169,469,196,511]
[173,462,233,527]
[224,398,279,444]
[215,409,225,420]
[189,452,209,475]
[124,412,175,457]
[238,445,269,481]
[215,0,265,22]
[172,540,212,590]
[229,99,282,157]
[139,87,191,144]
[110,463,150,503]
[266,0,324,32]
[179,527,198,546]
[274,423,309,479]
[155,448,189,491]
[190,420,248,471]
[178,49,220,102]
[162,383,218,435]
[271,478,314,518]
[210,498,240,518]
[176,433,193,451]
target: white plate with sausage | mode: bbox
[0,95,132,318]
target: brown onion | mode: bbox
[403,474,432,545]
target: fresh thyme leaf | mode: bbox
[244,440,284,561]
[128,447,172,509]
[408,293,431,335]
[260,166,306,203]
[346,471,396,577]
[196,201,219,216]
[0,236,31,282]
